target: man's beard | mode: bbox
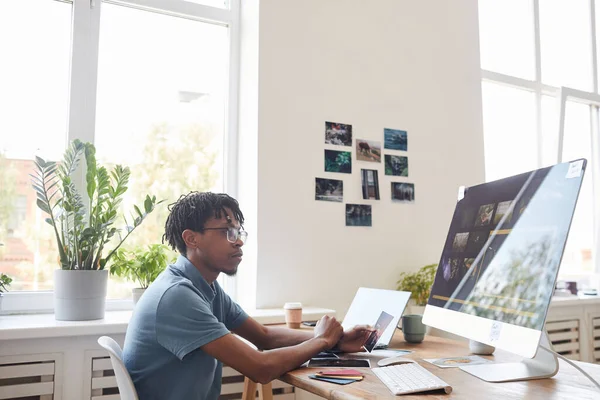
[223,266,238,277]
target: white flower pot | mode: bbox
[132,288,146,305]
[54,269,108,321]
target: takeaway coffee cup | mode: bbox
[283,302,303,329]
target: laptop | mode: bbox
[341,287,411,350]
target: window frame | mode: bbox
[2,0,241,314]
[480,0,600,276]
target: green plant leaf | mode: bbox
[36,199,51,214]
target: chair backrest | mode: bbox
[97,336,139,400]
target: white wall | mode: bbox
[241,0,485,317]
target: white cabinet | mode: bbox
[546,297,600,363]
[0,310,326,400]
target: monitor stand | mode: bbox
[459,331,558,383]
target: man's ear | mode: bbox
[182,229,200,250]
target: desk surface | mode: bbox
[279,331,600,399]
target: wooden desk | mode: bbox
[279,332,600,399]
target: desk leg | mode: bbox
[242,377,257,400]
[258,382,273,400]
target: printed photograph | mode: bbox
[346,204,372,227]
[325,121,352,146]
[361,169,380,200]
[474,204,495,227]
[452,232,469,252]
[494,200,513,225]
[391,182,415,203]
[324,150,352,174]
[384,128,408,151]
[315,178,343,202]
[384,155,408,176]
[355,139,381,162]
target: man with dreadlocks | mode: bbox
[122,192,372,400]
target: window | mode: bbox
[0,0,240,307]
[0,0,71,291]
[479,0,600,277]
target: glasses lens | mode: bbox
[226,227,247,243]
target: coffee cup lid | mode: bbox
[283,302,302,309]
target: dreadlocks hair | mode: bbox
[162,192,245,255]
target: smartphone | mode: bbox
[307,359,370,368]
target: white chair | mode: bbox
[97,336,139,400]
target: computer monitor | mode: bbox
[422,159,587,382]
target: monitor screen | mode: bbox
[427,159,586,333]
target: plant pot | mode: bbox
[132,288,146,305]
[54,269,108,321]
[0,293,3,312]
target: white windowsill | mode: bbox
[0,307,336,341]
[549,294,600,308]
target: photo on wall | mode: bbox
[324,150,352,174]
[346,204,372,227]
[356,139,381,162]
[361,169,380,200]
[391,182,414,203]
[384,155,408,176]
[325,121,352,146]
[384,128,408,151]
[315,178,343,202]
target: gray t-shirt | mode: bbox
[123,255,248,400]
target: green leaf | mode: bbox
[133,205,143,219]
[144,195,152,213]
[36,199,51,214]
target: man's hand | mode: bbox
[313,315,343,348]
[336,325,374,353]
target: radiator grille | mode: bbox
[546,319,581,360]
[90,358,295,399]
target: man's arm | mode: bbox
[232,317,313,350]
[233,317,374,353]
[202,315,342,384]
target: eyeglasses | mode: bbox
[203,227,248,244]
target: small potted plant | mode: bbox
[31,139,163,320]
[0,273,13,311]
[396,263,437,314]
[109,244,175,304]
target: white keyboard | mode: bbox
[372,363,453,395]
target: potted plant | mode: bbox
[0,273,12,311]
[109,244,175,304]
[31,139,163,321]
[396,263,437,314]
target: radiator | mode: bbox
[0,353,62,400]
[546,319,581,360]
[89,357,295,400]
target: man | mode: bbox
[123,192,372,400]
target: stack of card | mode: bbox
[308,369,365,385]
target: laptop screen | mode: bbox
[428,159,586,331]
